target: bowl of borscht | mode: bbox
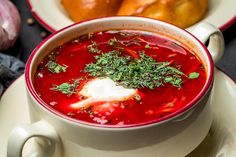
[8,17,224,157]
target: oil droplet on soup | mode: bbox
[33,30,206,126]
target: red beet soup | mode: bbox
[33,30,206,126]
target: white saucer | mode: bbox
[1,69,236,157]
[27,0,236,32]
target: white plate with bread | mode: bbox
[27,0,236,32]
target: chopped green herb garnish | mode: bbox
[87,109,94,115]
[119,32,136,37]
[48,51,60,61]
[87,41,101,53]
[50,79,82,96]
[123,37,141,46]
[145,44,150,49]
[189,72,200,79]
[85,51,186,89]
[108,37,124,50]
[45,60,68,73]
[108,37,118,46]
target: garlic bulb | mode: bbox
[0,0,21,50]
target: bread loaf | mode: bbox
[61,0,208,28]
[118,0,208,28]
[61,0,122,22]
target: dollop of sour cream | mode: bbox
[70,77,137,109]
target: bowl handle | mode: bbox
[7,120,60,157]
[189,22,225,63]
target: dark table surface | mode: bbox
[6,0,236,82]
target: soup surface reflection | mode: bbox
[33,30,206,126]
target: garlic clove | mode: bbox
[0,0,21,50]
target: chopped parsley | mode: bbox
[108,37,124,50]
[108,37,119,46]
[45,60,67,73]
[119,32,137,37]
[123,37,141,46]
[50,79,81,96]
[189,72,200,79]
[87,41,101,53]
[48,51,60,61]
[145,44,150,49]
[85,51,187,89]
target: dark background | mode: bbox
[5,0,236,81]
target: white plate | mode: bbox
[27,0,236,32]
[0,69,236,157]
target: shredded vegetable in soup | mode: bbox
[33,30,206,126]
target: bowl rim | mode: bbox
[25,16,214,129]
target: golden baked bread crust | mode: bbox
[118,0,208,28]
[61,0,208,28]
[61,0,122,22]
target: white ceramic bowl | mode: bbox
[7,17,224,157]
